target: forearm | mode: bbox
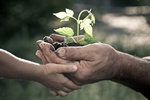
[0,49,42,81]
[112,51,150,98]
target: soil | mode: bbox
[53,42,82,50]
[43,36,83,50]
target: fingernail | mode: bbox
[56,48,66,57]
[36,40,43,44]
[35,50,41,58]
[72,65,77,71]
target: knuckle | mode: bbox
[66,48,80,59]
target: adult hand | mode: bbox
[36,41,120,85]
[56,43,120,84]
[37,34,150,99]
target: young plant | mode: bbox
[53,8,99,45]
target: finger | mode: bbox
[36,40,44,50]
[35,50,41,59]
[36,50,50,64]
[49,64,77,73]
[50,34,65,42]
[64,74,83,85]
[40,42,67,64]
[56,91,68,97]
[64,79,81,90]
[50,34,84,42]
[36,40,43,44]
[43,36,53,44]
[39,41,55,51]
[49,90,58,96]
[49,83,74,93]
[39,42,53,63]
[62,87,72,93]
[55,46,91,61]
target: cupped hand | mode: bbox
[37,40,120,85]
[37,62,79,96]
[35,42,81,97]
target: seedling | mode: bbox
[53,8,99,45]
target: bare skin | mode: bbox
[36,34,150,99]
[0,49,80,97]
[143,56,150,61]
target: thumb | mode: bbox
[54,64,78,73]
[55,46,89,61]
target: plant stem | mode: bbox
[76,20,80,42]
[70,16,78,22]
[70,37,77,43]
[70,10,91,42]
[77,10,90,41]
[69,16,79,42]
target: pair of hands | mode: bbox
[36,34,120,96]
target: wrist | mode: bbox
[113,51,126,79]
[111,51,150,95]
[112,51,136,81]
[32,64,45,83]
[113,51,143,80]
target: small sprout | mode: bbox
[53,8,99,45]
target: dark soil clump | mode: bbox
[43,36,83,50]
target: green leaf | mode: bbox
[53,12,68,19]
[84,23,93,37]
[90,13,95,25]
[53,9,74,21]
[66,8,74,17]
[54,27,74,37]
[79,39,88,45]
[79,33,99,45]
[80,19,93,37]
[60,17,70,22]
[87,9,95,25]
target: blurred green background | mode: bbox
[0,0,150,100]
